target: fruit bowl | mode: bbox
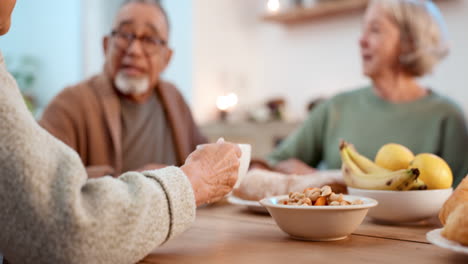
[347,187,453,223]
[260,194,378,241]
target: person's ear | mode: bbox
[103,36,110,55]
[162,47,173,69]
[0,19,12,36]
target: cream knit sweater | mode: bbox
[0,52,196,263]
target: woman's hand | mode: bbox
[181,140,241,206]
[273,158,316,175]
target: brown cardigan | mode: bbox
[40,73,207,178]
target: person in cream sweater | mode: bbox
[0,1,240,263]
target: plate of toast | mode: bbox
[427,228,468,255]
[428,177,468,253]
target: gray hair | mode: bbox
[121,0,170,30]
[371,0,449,77]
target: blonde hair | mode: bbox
[371,0,450,77]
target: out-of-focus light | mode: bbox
[267,0,280,13]
[216,93,238,111]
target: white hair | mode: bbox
[371,0,450,76]
[121,0,169,29]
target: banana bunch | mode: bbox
[340,141,424,191]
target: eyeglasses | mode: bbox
[110,30,168,55]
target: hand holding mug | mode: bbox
[182,139,241,206]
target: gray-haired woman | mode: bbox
[267,0,468,187]
[0,1,240,263]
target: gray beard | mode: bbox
[114,71,150,95]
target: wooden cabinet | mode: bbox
[200,121,300,158]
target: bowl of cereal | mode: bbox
[259,186,378,241]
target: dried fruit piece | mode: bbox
[314,196,327,206]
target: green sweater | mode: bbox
[268,87,468,187]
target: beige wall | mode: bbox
[193,0,468,123]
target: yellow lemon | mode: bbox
[409,153,453,189]
[375,143,415,171]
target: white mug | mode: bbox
[235,143,252,188]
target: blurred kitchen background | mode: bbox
[0,0,467,157]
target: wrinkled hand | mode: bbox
[181,140,241,206]
[273,158,316,175]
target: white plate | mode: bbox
[426,228,468,255]
[227,195,269,214]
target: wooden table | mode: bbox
[140,201,468,264]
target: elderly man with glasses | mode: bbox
[40,0,207,178]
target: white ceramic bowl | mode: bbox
[347,187,453,223]
[260,195,378,241]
